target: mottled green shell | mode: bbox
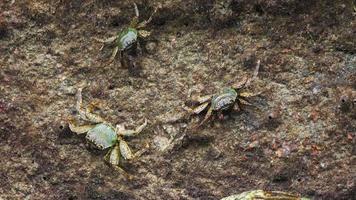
[117,27,138,51]
[211,88,238,111]
[86,123,117,150]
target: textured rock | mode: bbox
[0,0,355,199]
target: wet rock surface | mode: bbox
[0,0,355,199]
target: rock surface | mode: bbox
[0,0,355,199]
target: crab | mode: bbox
[221,190,310,200]
[95,2,159,69]
[68,87,147,179]
[185,60,261,127]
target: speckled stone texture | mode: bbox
[0,0,355,199]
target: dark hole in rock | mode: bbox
[243,54,257,69]
[272,174,289,183]
[109,14,128,28]
[108,85,115,90]
[68,195,77,200]
[254,4,264,15]
[182,135,214,148]
[0,27,9,39]
[111,20,121,27]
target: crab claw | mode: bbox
[232,76,248,90]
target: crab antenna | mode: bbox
[133,2,139,18]
[129,2,140,27]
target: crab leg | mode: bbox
[108,46,119,63]
[104,145,132,179]
[85,111,106,124]
[188,102,210,115]
[94,35,119,50]
[76,88,106,123]
[195,106,213,128]
[133,2,139,18]
[261,190,304,200]
[138,30,151,38]
[232,76,248,90]
[76,87,85,117]
[119,139,148,161]
[76,87,91,120]
[252,59,261,80]
[105,145,120,165]
[133,147,147,158]
[94,35,118,44]
[129,3,140,27]
[68,118,96,134]
[68,124,95,134]
[192,94,213,103]
[238,98,253,106]
[183,94,212,115]
[136,5,159,29]
[119,139,135,160]
[239,91,260,98]
[116,119,147,137]
[245,59,260,87]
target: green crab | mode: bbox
[95,2,159,69]
[221,190,310,200]
[185,60,261,127]
[68,87,147,179]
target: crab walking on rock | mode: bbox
[68,87,147,179]
[185,60,261,127]
[95,2,159,69]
